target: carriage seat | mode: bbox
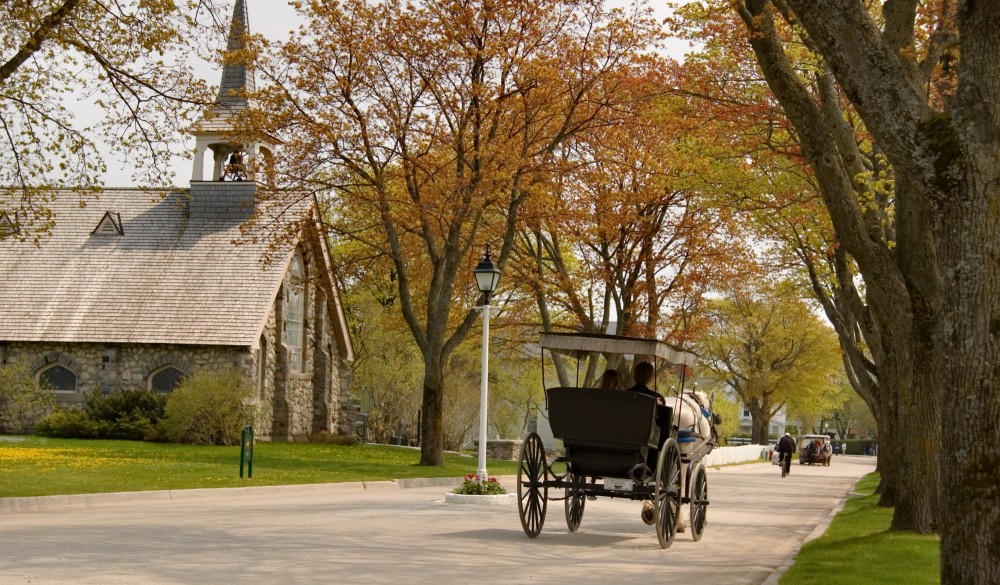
[546,387,672,479]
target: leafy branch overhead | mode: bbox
[0,0,229,239]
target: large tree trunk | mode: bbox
[752,418,769,445]
[935,17,1000,575]
[748,401,772,445]
[737,0,941,532]
[936,173,1000,584]
[771,1,1000,580]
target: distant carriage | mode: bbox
[798,434,832,466]
[517,333,720,549]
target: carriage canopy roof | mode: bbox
[539,332,697,367]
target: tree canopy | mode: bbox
[0,0,230,239]
[698,278,843,443]
[250,0,667,465]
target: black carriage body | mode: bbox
[547,387,673,485]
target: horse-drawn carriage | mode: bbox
[798,434,832,466]
[516,333,720,549]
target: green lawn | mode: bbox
[781,473,940,585]
[0,435,519,497]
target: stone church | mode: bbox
[0,0,355,441]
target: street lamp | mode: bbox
[472,244,501,482]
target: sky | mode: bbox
[99,0,690,188]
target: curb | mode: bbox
[0,478,461,512]
[760,486,855,585]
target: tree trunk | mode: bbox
[937,182,1000,583]
[418,354,446,466]
[935,68,1000,584]
[768,1,1000,579]
[749,405,771,445]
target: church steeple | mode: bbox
[189,0,275,220]
[217,0,255,107]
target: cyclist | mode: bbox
[775,432,796,477]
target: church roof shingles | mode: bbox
[0,188,304,347]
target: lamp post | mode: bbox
[472,244,501,482]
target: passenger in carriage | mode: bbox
[595,368,622,390]
[626,361,666,405]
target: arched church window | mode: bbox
[38,364,77,393]
[284,253,306,372]
[149,366,186,394]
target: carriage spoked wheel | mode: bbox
[654,438,682,549]
[688,461,708,542]
[564,472,587,532]
[517,432,549,538]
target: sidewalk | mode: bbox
[0,456,875,585]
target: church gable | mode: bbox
[92,211,124,236]
[0,210,19,236]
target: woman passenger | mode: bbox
[596,369,622,390]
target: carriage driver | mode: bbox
[628,361,673,526]
[626,361,666,404]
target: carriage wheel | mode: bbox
[688,462,708,542]
[564,472,587,532]
[654,438,682,549]
[517,432,549,538]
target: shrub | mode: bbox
[84,389,167,441]
[35,408,102,438]
[86,388,166,424]
[33,390,167,441]
[0,362,56,434]
[160,369,259,445]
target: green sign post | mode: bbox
[239,425,254,478]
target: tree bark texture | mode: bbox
[419,356,446,467]
[934,6,1000,581]
[778,0,1000,581]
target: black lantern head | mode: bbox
[472,244,501,302]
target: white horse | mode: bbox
[666,390,719,458]
[643,389,720,531]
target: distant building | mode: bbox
[736,404,788,439]
[0,0,355,440]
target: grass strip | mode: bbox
[781,473,939,585]
[0,436,520,497]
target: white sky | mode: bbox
[99,0,690,187]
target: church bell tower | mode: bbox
[189,0,275,221]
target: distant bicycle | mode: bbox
[775,432,796,478]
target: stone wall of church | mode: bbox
[256,239,354,442]
[0,328,352,441]
[0,341,250,406]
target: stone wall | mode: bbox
[2,341,248,407]
[474,439,523,461]
[249,235,353,441]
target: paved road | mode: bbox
[0,456,876,585]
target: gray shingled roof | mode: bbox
[0,188,304,347]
